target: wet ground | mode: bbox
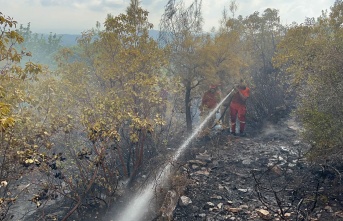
[167,117,343,221]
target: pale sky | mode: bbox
[1,0,336,34]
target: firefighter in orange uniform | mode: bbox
[199,84,221,137]
[229,79,250,136]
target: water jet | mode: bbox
[112,89,235,221]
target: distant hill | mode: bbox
[57,30,159,47]
[58,34,79,47]
[148,30,159,40]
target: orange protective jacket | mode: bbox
[201,90,221,109]
[231,87,250,106]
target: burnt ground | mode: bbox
[9,116,343,221]
[167,117,343,221]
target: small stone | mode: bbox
[324,205,333,212]
[203,202,215,210]
[288,163,296,167]
[335,211,343,218]
[237,188,248,193]
[198,213,206,218]
[188,160,207,166]
[256,209,272,220]
[192,165,199,169]
[284,212,291,217]
[195,153,212,162]
[207,202,215,207]
[179,196,192,206]
[194,170,210,176]
[239,204,249,209]
[280,146,289,153]
[0,181,8,187]
[210,194,222,200]
[226,207,242,213]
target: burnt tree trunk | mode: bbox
[185,80,192,133]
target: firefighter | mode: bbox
[199,84,221,137]
[229,79,250,136]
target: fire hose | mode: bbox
[211,88,235,129]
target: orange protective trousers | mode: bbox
[229,102,247,133]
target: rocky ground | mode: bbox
[7,116,343,221]
[166,117,343,221]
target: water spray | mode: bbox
[113,88,236,221]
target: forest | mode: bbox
[1,0,343,220]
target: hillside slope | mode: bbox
[162,117,343,221]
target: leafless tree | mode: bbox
[158,0,205,132]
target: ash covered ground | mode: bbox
[166,117,343,221]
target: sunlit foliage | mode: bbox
[0,11,49,217]
[273,0,343,161]
[45,0,175,200]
